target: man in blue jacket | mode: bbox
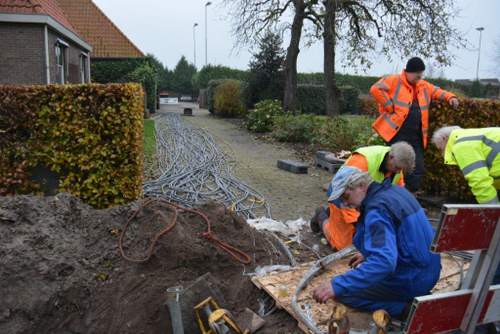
[312,167,441,317]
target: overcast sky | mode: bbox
[93,0,500,80]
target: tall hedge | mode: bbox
[296,84,360,115]
[91,58,158,114]
[422,99,500,201]
[193,65,249,91]
[206,79,225,113]
[0,84,144,208]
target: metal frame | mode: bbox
[418,204,500,333]
[461,215,500,333]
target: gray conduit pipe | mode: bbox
[291,246,356,334]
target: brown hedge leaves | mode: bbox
[422,99,500,201]
[0,83,144,208]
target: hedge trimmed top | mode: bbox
[0,83,145,208]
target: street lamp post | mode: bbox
[475,27,485,81]
[205,1,212,66]
[193,23,198,68]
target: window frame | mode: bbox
[55,39,68,84]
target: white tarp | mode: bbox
[246,217,308,236]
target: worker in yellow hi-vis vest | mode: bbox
[432,126,499,204]
[432,126,500,289]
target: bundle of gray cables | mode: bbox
[144,113,271,219]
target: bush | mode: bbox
[0,83,144,208]
[207,79,225,113]
[213,80,245,117]
[311,115,375,151]
[272,114,320,143]
[296,84,361,115]
[422,99,500,201]
[271,113,375,151]
[246,99,284,133]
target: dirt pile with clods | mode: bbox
[0,194,297,334]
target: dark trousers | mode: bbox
[389,135,425,192]
[388,101,425,192]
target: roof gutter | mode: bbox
[0,13,92,52]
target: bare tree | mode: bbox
[224,0,465,116]
[223,0,322,111]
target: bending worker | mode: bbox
[310,142,415,250]
[432,126,499,286]
[312,167,441,317]
[370,57,459,192]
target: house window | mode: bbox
[79,54,88,83]
[55,42,67,84]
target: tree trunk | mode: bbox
[323,0,340,116]
[283,0,305,112]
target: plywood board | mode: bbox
[252,254,468,333]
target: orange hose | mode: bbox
[119,198,252,264]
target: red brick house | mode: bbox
[55,0,144,60]
[0,0,92,84]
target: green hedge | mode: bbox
[91,58,157,114]
[193,65,249,91]
[272,114,375,151]
[206,79,226,113]
[296,84,360,115]
[422,99,500,201]
[297,73,379,93]
[0,84,144,208]
[297,72,482,97]
[246,99,284,133]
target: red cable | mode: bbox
[119,198,252,264]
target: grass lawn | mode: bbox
[143,119,156,160]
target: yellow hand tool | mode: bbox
[328,303,350,334]
[194,297,250,334]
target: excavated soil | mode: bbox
[0,194,299,334]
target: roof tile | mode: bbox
[0,0,76,33]
[55,0,144,58]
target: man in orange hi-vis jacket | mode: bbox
[370,57,459,192]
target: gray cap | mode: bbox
[327,166,369,202]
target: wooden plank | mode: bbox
[432,205,500,252]
[252,254,466,333]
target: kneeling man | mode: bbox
[312,167,441,317]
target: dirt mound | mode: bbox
[0,194,297,334]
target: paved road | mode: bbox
[156,103,332,222]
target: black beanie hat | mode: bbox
[406,57,425,73]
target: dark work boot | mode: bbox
[310,206,329,234]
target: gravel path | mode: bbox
[157,103,333,222]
